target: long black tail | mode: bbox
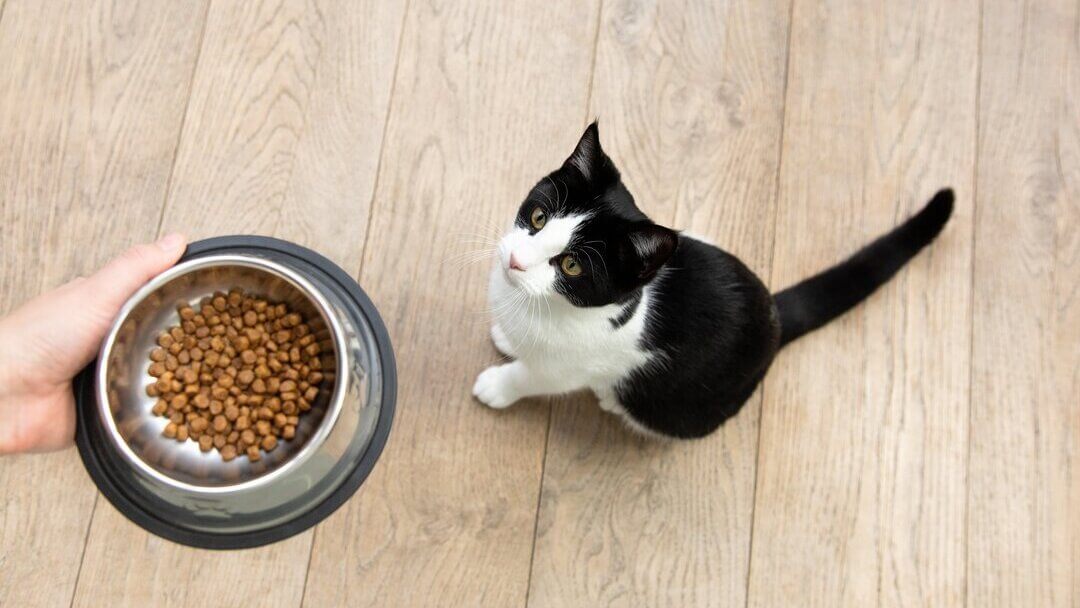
[775,189,954,347]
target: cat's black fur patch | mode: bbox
[515,122,954,438]
[608,291,641,328]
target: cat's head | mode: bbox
[497,122,678,307]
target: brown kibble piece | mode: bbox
[282,425,296,439]
[261,435,277,451]
[163,422,178,438]
[246,446,261,461]
[199,435,213,452]
[212,415,228,432]
[220,445,237,461]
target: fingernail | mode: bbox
[157,233,185,252]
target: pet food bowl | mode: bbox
[74,236,395,549]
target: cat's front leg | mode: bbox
[473,361,580,409]
[490,323,515,357]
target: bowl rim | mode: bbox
[95,253,350,494]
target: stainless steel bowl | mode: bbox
[75,237,395,549]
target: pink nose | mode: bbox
[509,252,525,272]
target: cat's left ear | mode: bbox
[564,121,619,187]
[620,222,678,283]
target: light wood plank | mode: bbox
[301,0,600,605]
[0,1,206,606]
[967,0,1080,605]
[747,0,978,606]
[527,0,791,606]
[71,1,405,606]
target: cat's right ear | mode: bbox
[563,121,619,188]
[619,222,678,284]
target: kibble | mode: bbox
[146,288,325,461]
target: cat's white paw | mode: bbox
[490,323,514,357]
[473,365,519,409]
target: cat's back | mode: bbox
[647,234,777,345]
[620,234,780,437]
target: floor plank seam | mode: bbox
[153,0,213,242]
[351,0,412,283]
[297,527,318,608]
[66,494,98,608]
[522,404,554,608]
[963,1,986,605]
[744,0,797,604]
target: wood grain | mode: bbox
[0,1,206,606]
[527,0,791,606]
[747,0,979,606]
[967,0,1080,605]
[0,1,1076,605]
[300,0,601,605]
[71,1,405,606]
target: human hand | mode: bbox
[0,234,187,454]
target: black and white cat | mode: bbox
[473,122,953,438]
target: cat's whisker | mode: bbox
[581,245,608,280]
[486,291,527,317]
[456,211,506,241]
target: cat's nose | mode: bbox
[509,252,525,272]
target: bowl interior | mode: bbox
[100,258,340,489]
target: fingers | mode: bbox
[83,233,187,315]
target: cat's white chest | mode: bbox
[487,265,652,390]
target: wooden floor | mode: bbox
[0,0,1076,606]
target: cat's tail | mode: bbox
[774,188,954,348]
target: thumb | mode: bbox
[82,233,187,321]
[1,233,188,384]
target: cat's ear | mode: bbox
[620,222,678,283]
[564,121,619,186]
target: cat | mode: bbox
[473,122,954,439]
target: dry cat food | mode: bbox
[145,287,325,462]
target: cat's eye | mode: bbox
[560,255,583,276]
[530,207,547,230]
